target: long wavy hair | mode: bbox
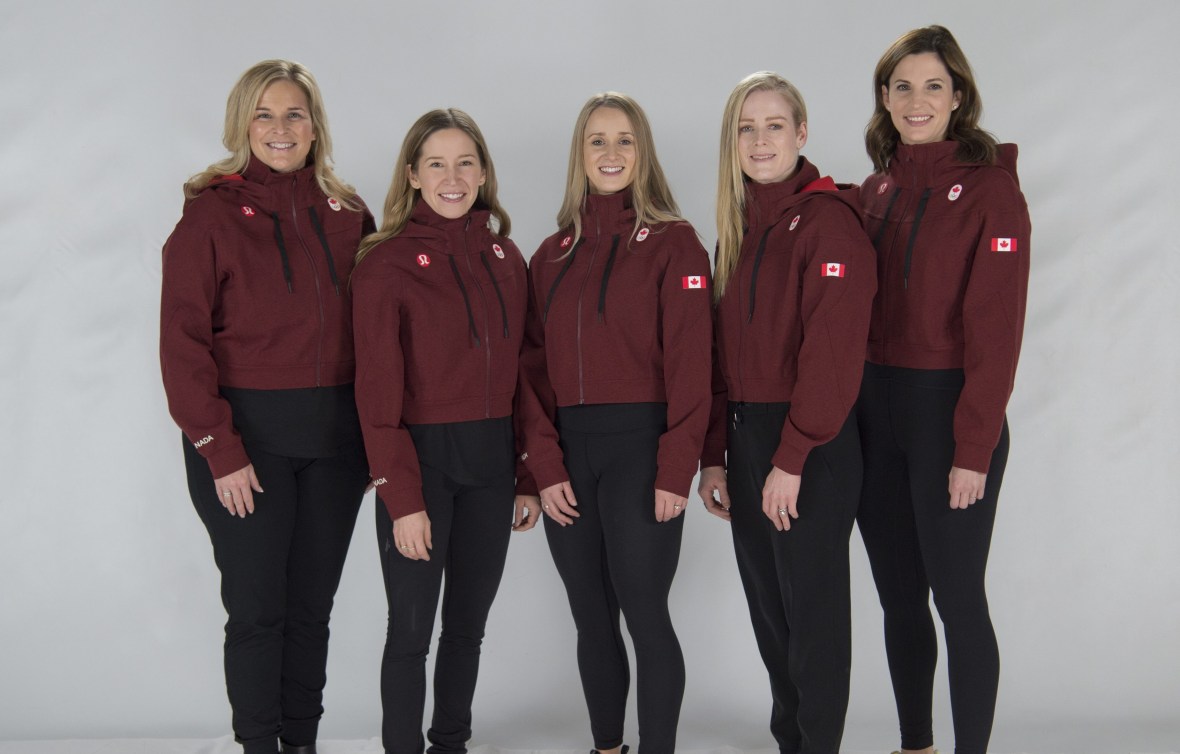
[355,108,510,266]
[714,72,808,301]
[865,25,997,172]
[556,93,682,250]
[183,59,356,207]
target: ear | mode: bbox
[408,165,421,190]
[479,167,486,187]
[953,90,963,109]
[796,121,808,150]
[881,84,891,111]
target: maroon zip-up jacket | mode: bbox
[700,158,877,475]
[860,141,1031,473]
[160,156,373,478]
[517,189,713,498]
[352,200,527,519]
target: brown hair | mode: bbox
[355,108,510,266]
[865,25,997,172]
[184,59,356,206]
[556,92,682,249]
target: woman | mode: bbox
[160,60,371,754]
[855,26,1031,754]
[351,108,534,754]
[516,92,712,754]
[696,72,876,754]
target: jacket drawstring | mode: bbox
[902,188,932,290]
[479,252,510,338]
[872,186,903,248]
[306,206,342,296]
[270,213,293,293]
[448,255,481,346]
[746,227,774,323]
[596,235,621,322]
[543,238,583,322]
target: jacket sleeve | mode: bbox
[352,258,427,519]
[517,253,570,492]
[954,181,1031,473]
[656,228,714,497]
[771,204,877,475]
[699,302,728,470]
[159,214,251,479]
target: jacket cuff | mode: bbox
[525,456,570,493]
[699,445,726,471]
[655,463,695,499]
[770,444,807,476]
[376,486,427,520]
[205,441,252,480]
[953,441,993,474]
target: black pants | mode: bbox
[376,464,514,754]
[544,403,685,754]
[726,402,860,754]
[855,364,1009,754]
[185,438,367,754]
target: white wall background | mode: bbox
[1,1,1178,752]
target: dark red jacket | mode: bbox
[860,141,1031,472]
[700,158,877,475]
[352,201,527,519]
[517,190,713,498]
[160,156,373,477]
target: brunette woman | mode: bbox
[161,60,372,754]
[517,93,712,754]
[856,25,1031,754]
[696,72,876,754]
[351,108,535,754]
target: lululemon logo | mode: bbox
[241,206,255,216]
[417,254,431,267]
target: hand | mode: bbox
[513,495,540,532]
[539,481,579,526]
[214,464,263,518]
[655,488,688,523]
[948,466,986,509]
[761,466,801,531]
[697,466,731,521]
[392,510,432,561]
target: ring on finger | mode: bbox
[672,504,681,510]
[222,491,232,498]
[778,508,788,515]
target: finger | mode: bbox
[763,499,785,531]
[423,523,433,554]
[787,497,799,520]
[249,468,263,493]
[242,488,255,515]
[561,483,578,508]
[542,500,573,526]
[717,484,731,509]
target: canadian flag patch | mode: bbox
[990,237,1017,252]
[822,263,846,278]
[682,276,704,289]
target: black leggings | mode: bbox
[184,438,367,754]
[544,403,684,754]
[855,363,1009,754]
[726,403,860,754]
[376,464,514,754]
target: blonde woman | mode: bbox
[160,60,372,754]
[351,108,534,754]
[697,72,875,754]
[516,92,712,754]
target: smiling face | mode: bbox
[583,106,637,195]
[882,51,962,145]
[737,89,807,184]
[409,128,486,219]
[248,80,316,173]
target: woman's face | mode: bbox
[583,107,637,195]
[737,89,807,184]
[409,128,486,219]
[248,80,316,173]
[881,52,962,145]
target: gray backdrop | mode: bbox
[2,1,1178,751]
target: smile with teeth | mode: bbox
[750,154,776,161]
[905,116,933,124]
[599,166,624,175]
[440,192,466,202]
[267,142,296,150]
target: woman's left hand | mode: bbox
[948,466,986,509]
[655,489,688,523]
[513,495,540,531]
[762,466,801,531]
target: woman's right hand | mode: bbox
[393,510,432,561]
[697,466,731,521]
[539,481,579,526]
[215,464,263,518]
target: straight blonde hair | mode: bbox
[355,108,510,266]
[714,72,807,301]
[184,59,356,207]
[556,93,682,250]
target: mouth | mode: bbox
[904,115,933,125]
[749,154,776,162]
[598,166,624,176]
[439,192,466,203]
[266,142,296,151]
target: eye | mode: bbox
[929,83,942,91]
[287,111,304,120]
[459,159,474,167]
[427,160,443,168]
[590,137,604,146]
[255,112,271,120]
[739,125,753,133]
[895,83,910,92]
[619,137,633,146]
[768,123,782,130]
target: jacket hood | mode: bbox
[745,156,863,229]
[398,198,496,255]
[889,140,1021,189]
[192,154,321,212]
[580,187,637,238]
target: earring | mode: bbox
[952,104,959,110]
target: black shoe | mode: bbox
[591,747,630,754]
[280,744,316,754]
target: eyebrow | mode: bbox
[254,105,307,111]
[586,131,635,138]
[739,115,789,122]
[422,153,478,161]
[893,77,947,85]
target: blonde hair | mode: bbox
[355,108,510,266]
[714,72,808,301]
[556,93,682,249]
[183,59,356,207]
